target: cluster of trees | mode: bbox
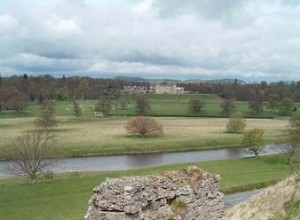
[93,95,150,117]
[0,74,149,102]
[0,87,26,112]
[178,80,300,102]
[2,74,300,104]
[0,74,298,117]
[225,112,299,173]
[188,98,236,115]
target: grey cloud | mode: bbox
[280,0,300,7]
[21,39,83,59]
[153,0,246,19]
[4,54,90,72]
[107,51,186,67]
[0,0,300,81]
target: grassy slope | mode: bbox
[0,155,290,220]
[0,117,288,158]
[225,173,300,220]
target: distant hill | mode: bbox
[114,75,180,84]
[114,75,246,84]
[114,76,146,82]
[183,78,246,84]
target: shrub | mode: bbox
[125,116,163,137]
[171,200,188,219]
[226,115,246,133]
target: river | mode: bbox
[0,144,284,177]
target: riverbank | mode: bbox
[0,144,284,177]
[0,155,291,220]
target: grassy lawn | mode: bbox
[1,94,298,118]
[0,117,289,158]
[0,155,291,220]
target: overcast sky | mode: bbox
[0,0,300,81]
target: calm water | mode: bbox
[0,145,284,177]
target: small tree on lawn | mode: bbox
[94,98,111,116]
[279,97,294,116]
[226,114,246,133]
[35,100,57,131]
[135,96,150,115]
[242,128,264,158]
[117,96,128,109]
[125,116,163,137]
[188,98,204,114]
[220,98,235,116]
[248,89,264,114]
[75,78,89,100]
[266,94,279,112]
[6,129,55,180]
[73,100,82,117]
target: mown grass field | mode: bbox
[0,155,291,220]
[0,117,288,158]
[1,93,298,118]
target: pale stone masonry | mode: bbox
[85,166,224,220]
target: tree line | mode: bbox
[1,74,300,114]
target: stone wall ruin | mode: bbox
[84,166,224,220]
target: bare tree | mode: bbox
[125,116,163,137]
[7,129,56,180]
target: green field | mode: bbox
[1,94,298,118]
[0,94,297,219]
[0,117,288,158]
[0,155,291,220]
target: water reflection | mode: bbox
[125,153,163,167]
[225,147,244,157]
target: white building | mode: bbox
[154,84,184,94]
